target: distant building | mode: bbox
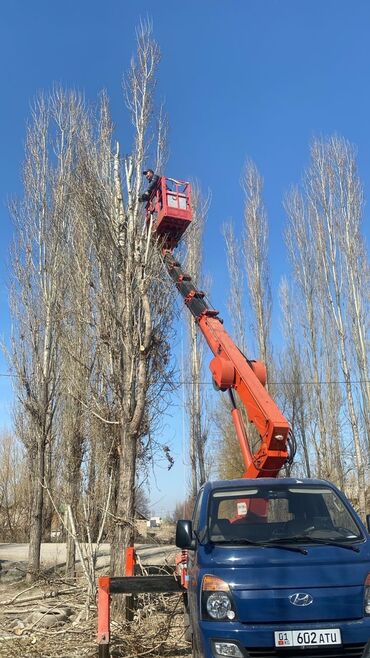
[147,516,162,528]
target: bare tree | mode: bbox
[213,397,245,480]
[216,162,273,479]
[242,161,272,376]
[183,186,211,498]
[218,221,255,478]
[8,89,86,580]
[58,273,90,575]
[285,188,332,477]
[285,136,369,515]
[278,278,312,478]
[6,19,178,592]
[306,136,367,515]
[0,431,29,541]
[222,222,248,353]
[171,494,196,522]
[324,138,370,451]
[69,23,175,590]
[278,275,347,483]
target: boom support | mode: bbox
[164,252,290,478]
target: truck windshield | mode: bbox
[208,485,363,545]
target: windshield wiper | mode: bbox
[267,535,360,552]
[211,538,261,546]
[212,538,307,554]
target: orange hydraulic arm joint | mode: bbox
[163,251,292,479]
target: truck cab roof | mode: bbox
[206,477,339,490]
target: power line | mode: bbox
[0,373,368,385]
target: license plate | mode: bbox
[274,628,341,647]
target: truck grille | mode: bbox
[246,644,366,658]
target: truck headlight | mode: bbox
[365,574,370,615]
[206,592,233,620]
[202,575,236,621]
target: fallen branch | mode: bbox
[0,582,39,606]
[0,587,79,607]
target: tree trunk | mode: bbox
[27,438,45,582]
[111,429,137,614]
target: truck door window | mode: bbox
[287,487,362,539]
[322,490,361,537]
[192,489,204,533]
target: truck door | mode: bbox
[188,488,205,650]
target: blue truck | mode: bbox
[176,477,370,658]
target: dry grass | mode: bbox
[0,577,191,658]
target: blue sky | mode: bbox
[1,0,370,513]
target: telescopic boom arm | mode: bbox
[164,251,290,478]
[146,176,292,478]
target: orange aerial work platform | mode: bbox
[146,176,192,250]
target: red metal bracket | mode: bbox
[97,547,136,655]
[125,546,136,576]
[97,567,182,655]
[97,576,110,656]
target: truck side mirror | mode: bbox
[176,519,196,550]
[366,514,370,533]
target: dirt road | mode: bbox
[0,542,177,570]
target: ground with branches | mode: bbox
[0,573,191,658]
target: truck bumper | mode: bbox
[198,619,370,658]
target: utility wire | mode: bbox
[0,372,368,385]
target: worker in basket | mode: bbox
[139,169,159,202]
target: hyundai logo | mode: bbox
[289,593,313,606]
